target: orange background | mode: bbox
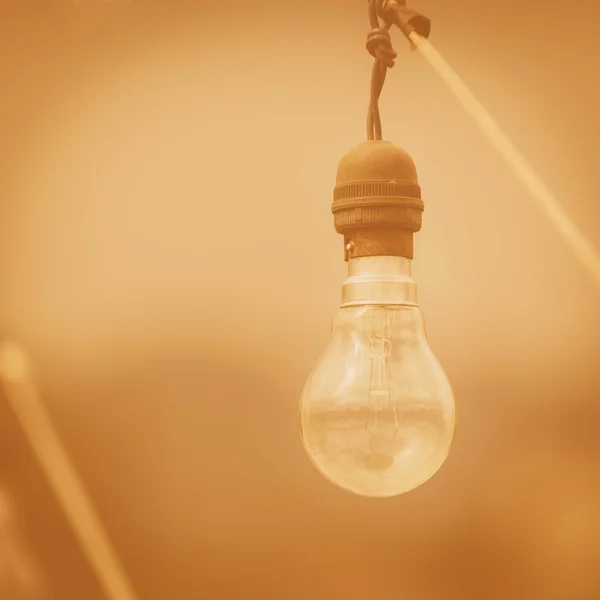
[0,0,599,598]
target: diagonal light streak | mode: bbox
[410,32,600,288]
[0,341,140,600]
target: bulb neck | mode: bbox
[341,256,418,308]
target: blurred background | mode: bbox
[0,0,599,598]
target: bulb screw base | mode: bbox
[332,141,424,261]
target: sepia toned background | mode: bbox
[0,0,599,597]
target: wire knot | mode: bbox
[366,27,397,68]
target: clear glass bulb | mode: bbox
[300,255,455,497]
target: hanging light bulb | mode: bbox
[299,141,455,498]
[298,0,454,497]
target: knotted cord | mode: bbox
[366,0,426,141]
[366,0,396,141]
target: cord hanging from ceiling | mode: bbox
[365,0,431,141]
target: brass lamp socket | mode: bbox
[332,141,424,261]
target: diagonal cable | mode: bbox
[408,31,600,287]
[0,341,141,600]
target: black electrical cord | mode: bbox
[366,0,395,141]
[365,0,431,141]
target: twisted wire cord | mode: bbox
[366,0,396,141]
[365,0,422,141]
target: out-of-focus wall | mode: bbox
[0,0,599,598]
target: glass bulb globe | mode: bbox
[300,256,455,497]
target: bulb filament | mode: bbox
[365,307,399,469]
